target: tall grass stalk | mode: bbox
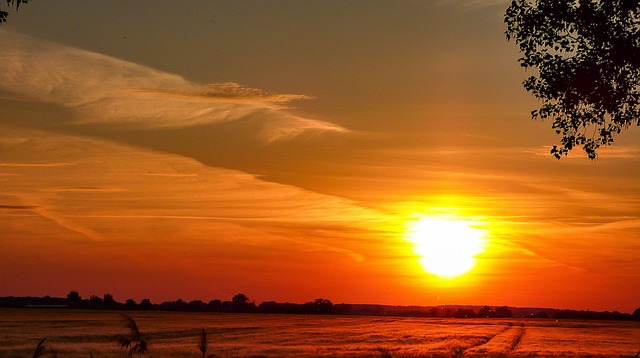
[116,315,149,357]
[199,327,207,358]
[32,337,57,358]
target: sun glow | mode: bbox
[405,216,488,279]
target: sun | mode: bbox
[405,216,488,279]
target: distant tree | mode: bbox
[188,300,207,311]
[258,301,281,314]
[66,291,82,308]
[125,299,138,310]
[633,307,640,320]
[505,0,640,159]
[311,298,334,314]
[427,307,439,317]
[88,295,103,309]
[207,299,222,312]
[160,299,188,311]
[495,306,513,318]
[453,308,475,318]
[478,306,495,318]
[139,298,153,310]
[221,300,233,312]
[103,293,118,309]
[0,0,28,23]
[232,293,248,305]
[232,293,251,312]
[530,310,549,319]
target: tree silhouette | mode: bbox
[311,298,334,314]
[495,306,513,318]
[87,295,103,309]
[478,305,495,318]
[66,291,82,308]
[505,0,640,159]
[125,299,138,310]
[0,0,28,23]
[103,293,117,309]
[139,298,153,310]
[232,293,250,312]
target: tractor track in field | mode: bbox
[463,323,526,356]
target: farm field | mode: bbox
[1,308,639,357]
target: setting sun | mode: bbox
[405,216,488,279]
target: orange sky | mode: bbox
[1,1,640,313]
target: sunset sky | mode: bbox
[2,0,640,313]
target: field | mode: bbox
[1,308,640,357]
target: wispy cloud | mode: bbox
[0,125,385,260]
[0,205,38,210]
[0,162,74,167]
[0,30,347,141]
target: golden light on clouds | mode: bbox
[404,215,488,279]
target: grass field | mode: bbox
[1,308,639,357]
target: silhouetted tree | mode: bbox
[478,306,495,318]
[633,307,640,320]
[87,295,103,309]
[258,301,281,314]
[232,293,252,312]
[495,306,513,318]
[530,310,549,319]
[125,299,138,310]
[188,300,207,311]
[66,291,82,308]
[207,299,222,312]
[103,293,117,310]
[453,308,475,318]
[160,299,188,311]
[221,300,233,312]
[505,0,640,159]
[139,298,153,310]
[0,0,28,23]
[309,298,334,314]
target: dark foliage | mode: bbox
[2,292,638,322]
[0,0,28,23]
[66,291,82,308]
[505,0,640,159]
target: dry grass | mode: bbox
[1,308,639,357]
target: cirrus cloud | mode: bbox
[0,29,347,141]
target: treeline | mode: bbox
[0,292,340,315]
[1,291,639,322]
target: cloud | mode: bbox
[0,125,385,261]
[0,162,74,167]
[0,30,347,141]
[0,205,37,210]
